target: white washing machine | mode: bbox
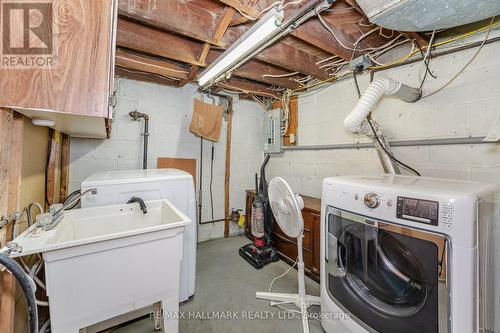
[81,169,196,302]
[320,174,500,333]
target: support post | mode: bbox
[0,110,24,333]
[224,97,233,238]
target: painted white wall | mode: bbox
[69,78,264,242]
[268,41,500,198]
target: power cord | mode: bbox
[414,37,437,91]
[365,116,421,176]
[352,69,421,176]
[268,256,298,293]
[44,129,54,207]
[266,257,321,322]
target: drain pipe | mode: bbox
[344,76,421,174]
[129,111,150,170]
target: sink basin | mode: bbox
[13,199,188,256]
[12,199,191,333]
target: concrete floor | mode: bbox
[115,236,323,333]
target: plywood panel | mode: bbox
[157,158,197,187]
[0,0,116,117]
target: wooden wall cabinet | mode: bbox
[0,0,118,138]
[245,190,321,282]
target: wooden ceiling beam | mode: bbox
[216,0,258,17]
[178,6,237,87]
[117,18,204,66]
[118,0,225,46]
[117,17,300,89]
[250,37,330,79]
[115,48,189,80]
[207,51,300,89]
[115,67,181,87]
[292,19,354,60]
[216,78,281,99]
[119,1,325,80]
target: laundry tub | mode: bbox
[11,199,190,333]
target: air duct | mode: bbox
[356,0,500,32]
[344,76,420,135]
[344,76,421,174]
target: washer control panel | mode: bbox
[396,197,439,226]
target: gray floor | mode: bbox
[115,236,323,333]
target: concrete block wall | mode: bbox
[268,41,500,198]
[70,78,264,242]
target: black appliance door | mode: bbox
[326,208,443,333]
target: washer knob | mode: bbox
[364,193,380,209]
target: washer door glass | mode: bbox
[326,208,441,333]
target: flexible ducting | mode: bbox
[344,76,421,134]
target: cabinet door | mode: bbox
[0,0,116,117]
[304,211,321,276]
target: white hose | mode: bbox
[344,76,402,134]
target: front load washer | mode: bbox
[320,174,500,333]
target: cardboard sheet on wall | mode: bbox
[157,157,197,187]
[190,99,223,142]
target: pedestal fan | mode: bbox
[256,177,321,333]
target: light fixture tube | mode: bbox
[198,7,284,87]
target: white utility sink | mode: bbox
[12,199,191,333]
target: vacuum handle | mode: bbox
[260,154,271,195]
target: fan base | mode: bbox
[256,292,321,333]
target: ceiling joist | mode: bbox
[115,0,428,97]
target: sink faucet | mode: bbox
[42,188,98,231]
[127,197,147,214]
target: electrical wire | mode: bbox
[237,0,304,21]
[352,70,421,176]
[263,71,299,78]
[210,143,215,221]
[115,55,189,74]
[118,67,181,82]
[423,17,494,98]
[366,115,421,176]
[45,129,54,207]
[370,18,500,70]
[414,39,437,91]
[262,17,500,108]
[268,257,299,293]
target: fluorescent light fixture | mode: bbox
[198,7,284,87]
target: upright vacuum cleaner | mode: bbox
[239,154,279,268]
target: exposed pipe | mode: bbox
[129,111,150,170]
[282,136,489,151]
